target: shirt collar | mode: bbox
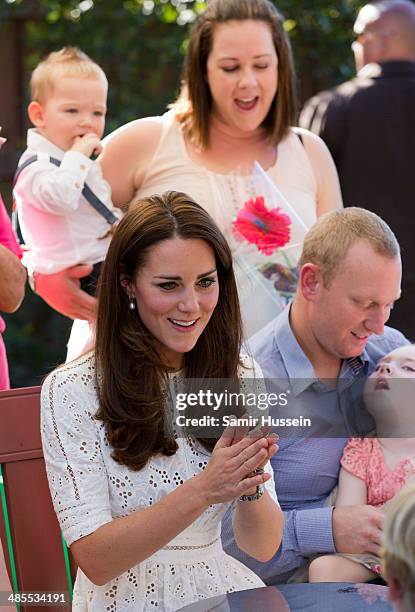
[27,128,65,159]
[273,305,316,396]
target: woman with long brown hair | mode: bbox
[41,191,283,611]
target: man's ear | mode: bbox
[28,101,45,128]
[298,263,322,301]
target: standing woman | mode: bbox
[41,191,283,611]
[35,0,342,336]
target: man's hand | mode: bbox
[333,504,383,555]
[35,265,98,321]
[71,133,103,158]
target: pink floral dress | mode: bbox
[341,438,415,507]
[339,437,415,574]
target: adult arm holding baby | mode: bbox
[0,242,26,312]
[309,460,384,582]
[0,129,26,313]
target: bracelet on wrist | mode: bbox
[239,485,264,502]
[239,467,265,502]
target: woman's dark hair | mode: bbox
[172,0,297,148]
[95,191,243,470]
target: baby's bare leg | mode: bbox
[309,554,376,583]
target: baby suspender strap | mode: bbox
[81,183,118,225]
[13,154,118,225]
[13,154,47,183]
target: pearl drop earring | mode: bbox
[129,295,136,310]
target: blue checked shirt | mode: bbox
[221,306,408,584]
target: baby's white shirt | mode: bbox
[14,129,122,274]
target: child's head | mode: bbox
[28,47,108,151]
[364,344,415,435]
[382,484,415,612]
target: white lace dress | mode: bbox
[41,353,278,612]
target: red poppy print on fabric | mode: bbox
[232,196,291,255]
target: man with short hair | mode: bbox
[223,207,408,584]
[299,0,415,338]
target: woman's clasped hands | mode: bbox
[198,421,278,505]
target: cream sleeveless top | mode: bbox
[136,111,317,337]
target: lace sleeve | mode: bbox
[40,357,112,546]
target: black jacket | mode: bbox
[300,61,415,339]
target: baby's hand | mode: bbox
[71,133,103,158]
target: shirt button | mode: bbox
[75,182,80,189]
[80,164,85,171]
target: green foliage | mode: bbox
[14,0,190,130]
[1,0,365,119]
[0,0,378,386]
[277,0,363,91]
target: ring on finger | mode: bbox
[246,466,264,478]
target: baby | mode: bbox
[13,47,121,299]
[309,344,415,583]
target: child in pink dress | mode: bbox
[309,344,415,583]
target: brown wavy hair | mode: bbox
[172,0,297,148]
[95,191,243,470]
